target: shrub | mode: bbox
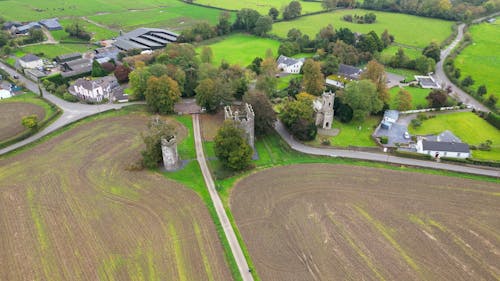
[21,115,38,129]
[379,136,388,144]
[410,118,422,128]
[63,92,78,102]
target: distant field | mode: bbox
[388,86,430,109]
[0,113,232,280]
[196,34,281,67]
[231,164,500,281]
[57,19,118,41]
[272,9,454,48]
[192,0,323,15]
[454,18,500,107]
[409,111,500,160]
[19,43,95,59]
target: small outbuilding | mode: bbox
[14,22,41,35]
[18,54,43,69]
[0,89,12,99]
[55,53,82,63]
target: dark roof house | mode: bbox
[113,28,179,51]
[422,140,470,153]
[338,64,363,80]
[20,54,42,63]
[94,47,120,61]
[39,18,62,30]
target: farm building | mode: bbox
[69,76,120,103]
[39,18,62,31]
[325,64,363,88]
[25,69,47,81]
[61,58,92,78]
[55,53,82,63]
[13,22,41,35]
[17,54,43,69]
[380,110,399,129]
[416,138,470,159]
[415,75,440,89]
[276,55,305,74]
[113,28,179,51]
[94,47,120,62]
[2,21,21,30]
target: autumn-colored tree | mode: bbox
[145,75,181,114]
[361,60,390,104]
[114,65,132,83]
[128,64,151,100]
[301,59,324,96]
[394,88,412,111]
[243,90,277,136]
[200,46,213,63]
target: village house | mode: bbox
[69,76,121,103]
[17,54,43,69]
[276,55,305,74]
[415,131,470,158]
[325,64,363,88]
[61,58,93,79]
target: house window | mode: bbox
[457,153,460,157]
[443,152,447,156]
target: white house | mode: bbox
[415,137,470,159]
[69,76,120,103]
[276,55,305,74]
[18,54,43,69]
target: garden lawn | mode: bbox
[379,45,422,64]
[308,116,380,147]
[454,18,500,107]
[409,112,500,161]
[20,43,95,59]
[385,67,420,82]
[389,86,430,110]
[196,34,281,67]
[192,0,323,15]
[277,74,301,90]
[272,9,454,48]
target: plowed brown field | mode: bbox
[0,114,232,281]
[231,164,500,281]
[0,102,45,142]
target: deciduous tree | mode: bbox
[214,121,253,171]
[343,80,383,121]
[302,59,324,96]
[361,60,389,104]
[145,75,181,114]
[243,90,277,135]
[394,88,412,111]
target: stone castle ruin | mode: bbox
[313,91,335,130]
[161,135,179,171]
[224,103,255,149]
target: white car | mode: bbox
[403,132,410,139]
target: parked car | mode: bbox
[403,132,410,139]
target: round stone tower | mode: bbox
[161,136,179,171]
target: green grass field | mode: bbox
[454,18,500,107]
[56,19,118,41]
[277,74,301,90]
[196,34,281,67]
[19,43,95,59]
[307,116,380,147]
[379,45,422,64]
[272,9,454,48]
[389,86,430,110]
[409,112,500,160]
[193,0,323,15]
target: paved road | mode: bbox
[192,114,254,281]
[275,121,499,178]
[433,12,500,112]
[0,61,138,155]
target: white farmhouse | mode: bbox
[276,55,305,74]
[69,76,120,103]
[18,54,43,69]
[415,137,470,159]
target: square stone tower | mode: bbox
[313,91,335,129]
[224,103,255,148]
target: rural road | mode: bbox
[0,61,139,155]
[192,114,254,281]
[434,12,500,112]
[275,121,499,178]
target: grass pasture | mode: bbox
[409,111,500,160]
[389,86,430,110]
[454,18,500,107]
[0,93,59,144]
[308,116,380,147]
[57,19,119,41]
[196,34,281,67]
[0,112,232,280]
[231,164,500,281]
[272,9,454,48]
[192,0,323,15]
[19,43,95,59]
[379,45,422,64]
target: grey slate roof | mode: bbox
[338,64,363,79]
[276,55,305,66]
[113,28,179,51]
[20,54,42,62]
[2,21,21,30]
[61,58,92,78]
[16,22,41,33]
[422,140,470,153]
[425,130,462,143]
[55,53,82,62]
[39,18,62,30]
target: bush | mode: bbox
[410,118,422,128]
[321,138,331,145]
[485,112,500,129]
[379,136,388,144]
[394,150,433,160]
[63,92,79,102]
[21,115,38,129]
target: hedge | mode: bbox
[441,157,500,168]
[393,150,433,160]
[485,112,500,129]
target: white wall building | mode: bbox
[276,55,305,74]
[0,89,12,99]
[18,54,43,69]
[415,138,470,159]
[69,76,119,103]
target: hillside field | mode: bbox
[388,86,430,110]
[192,0,323,15]
[231,164,500,281]
[0,113,232,281]
[454,18,500,107]
[196,34,281,67]
[272,9,454,48]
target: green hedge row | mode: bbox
[441,157,500,168]
[393,150,433,160]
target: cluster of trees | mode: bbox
[279,93,318,141]
[21,29,44,45]
[279,25,393,66]
[343,13,377,24]
[362,0,498,20]
[282,1,302,20]
[387,47,436,74]
[65,21,91,41]
[141,117,176,169]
